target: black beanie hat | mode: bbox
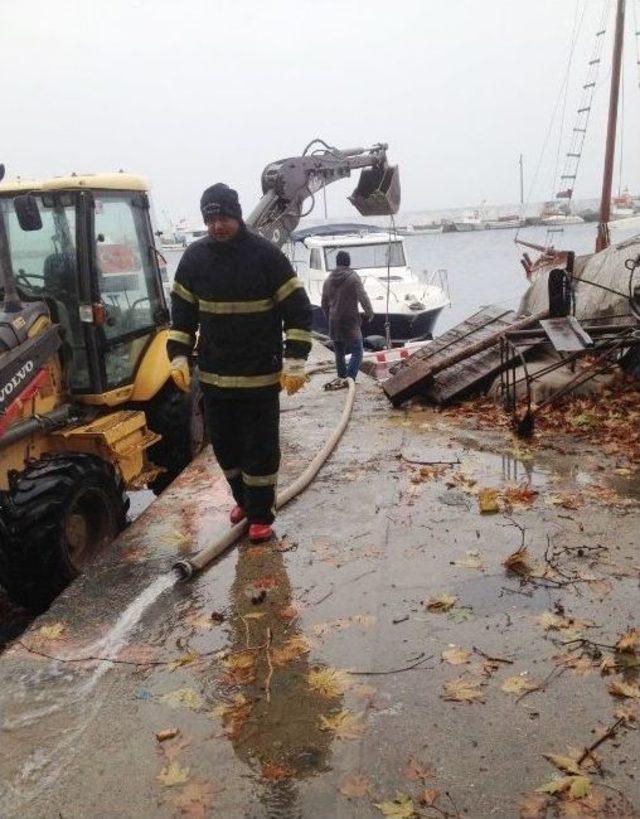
[200,183,242,222]
[336,250,351,267]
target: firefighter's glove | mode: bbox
[170,356,191,393]
[280,358,307,396]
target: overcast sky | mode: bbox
[1,0,638,224]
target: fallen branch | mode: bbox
[347,653,433,676]
[472,647,513,665]
[264,627,274,704]
[576,717,626,767]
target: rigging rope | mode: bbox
[515,0,590,244]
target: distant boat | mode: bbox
[539,201,584,226]
[406,221,442,235]
[484,215,523,230]
[452,208,487,231]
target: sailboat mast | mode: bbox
[596,0,626,252]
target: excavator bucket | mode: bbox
[349,164,401,216]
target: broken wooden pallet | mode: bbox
[382,305,546,406]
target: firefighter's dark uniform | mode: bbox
[167,217,312,525]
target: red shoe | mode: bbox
[249,523,273,543]
[229,505,246,525]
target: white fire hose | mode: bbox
[173,377,356,580]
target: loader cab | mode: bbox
[0,174,169,398]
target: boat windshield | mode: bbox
[324,241,406,270]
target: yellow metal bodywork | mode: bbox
[76,329,171,407]
[0,172,169,494]
[49,411,161,489]
[0,353,65,491]
[0,172,149,194]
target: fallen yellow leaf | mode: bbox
[542,754,584,776]
[568,775,591,799]
[319,710,366,740]
[271,635,311,666]
[157,761,190,788]
[426,594,457,612]
[374,792,418,818]
[160,688,202,711]
[167,652,199,672]
[501,675,539,696]
[608,680,640,699]
[441,646,472,666]
[453,550,484,570]
[38,623,65,641]
[307,667,349,699]
[442,676,485,703]
[478,487,500,514]
[536,776,575,795]
[616,628,640,653]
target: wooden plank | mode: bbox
[382,306,548,405]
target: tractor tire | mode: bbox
[145,379,206,495]
[0,454,129,613]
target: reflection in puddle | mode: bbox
[225,544,339,815]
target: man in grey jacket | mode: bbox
[321,250,375,388]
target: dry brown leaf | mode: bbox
[169,780,216,816]
[404,756,433,782]
[307,667,349,699]
[157,761,190,788]
[261,761,296,781]
[502,546,533,577]
[615,628,640,653]
[161,688,202,711]
[501,675,540,696]
[608,679,640,699]
[478,487,500,513]
[319,710,366,740]
[419,788,441,807]
[441,646,472,666]
[599,655,616,675]
[338,775,374,798]
[37,623,66,641]
[503,483,538,507]
[442,676,485,703]
[453,550,484,570]
[518,793,549,818]
[426,593,457,612]
[156,728,180,743]
[374,793,418,818]
[271,635,311,666]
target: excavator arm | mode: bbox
[245,139,400,246]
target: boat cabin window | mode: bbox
[324,241,405,270]
[309,248,322,270]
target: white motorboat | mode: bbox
[294,231,450,345]
[539,201,584,226]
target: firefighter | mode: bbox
[167,183,312,543]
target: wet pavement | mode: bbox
[0,345,639,818]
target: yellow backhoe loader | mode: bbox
[0,167,204,611]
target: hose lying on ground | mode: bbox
[173,377,356,579]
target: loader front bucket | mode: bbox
[349,164,400,216]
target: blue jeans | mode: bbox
[333,338,364,380]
